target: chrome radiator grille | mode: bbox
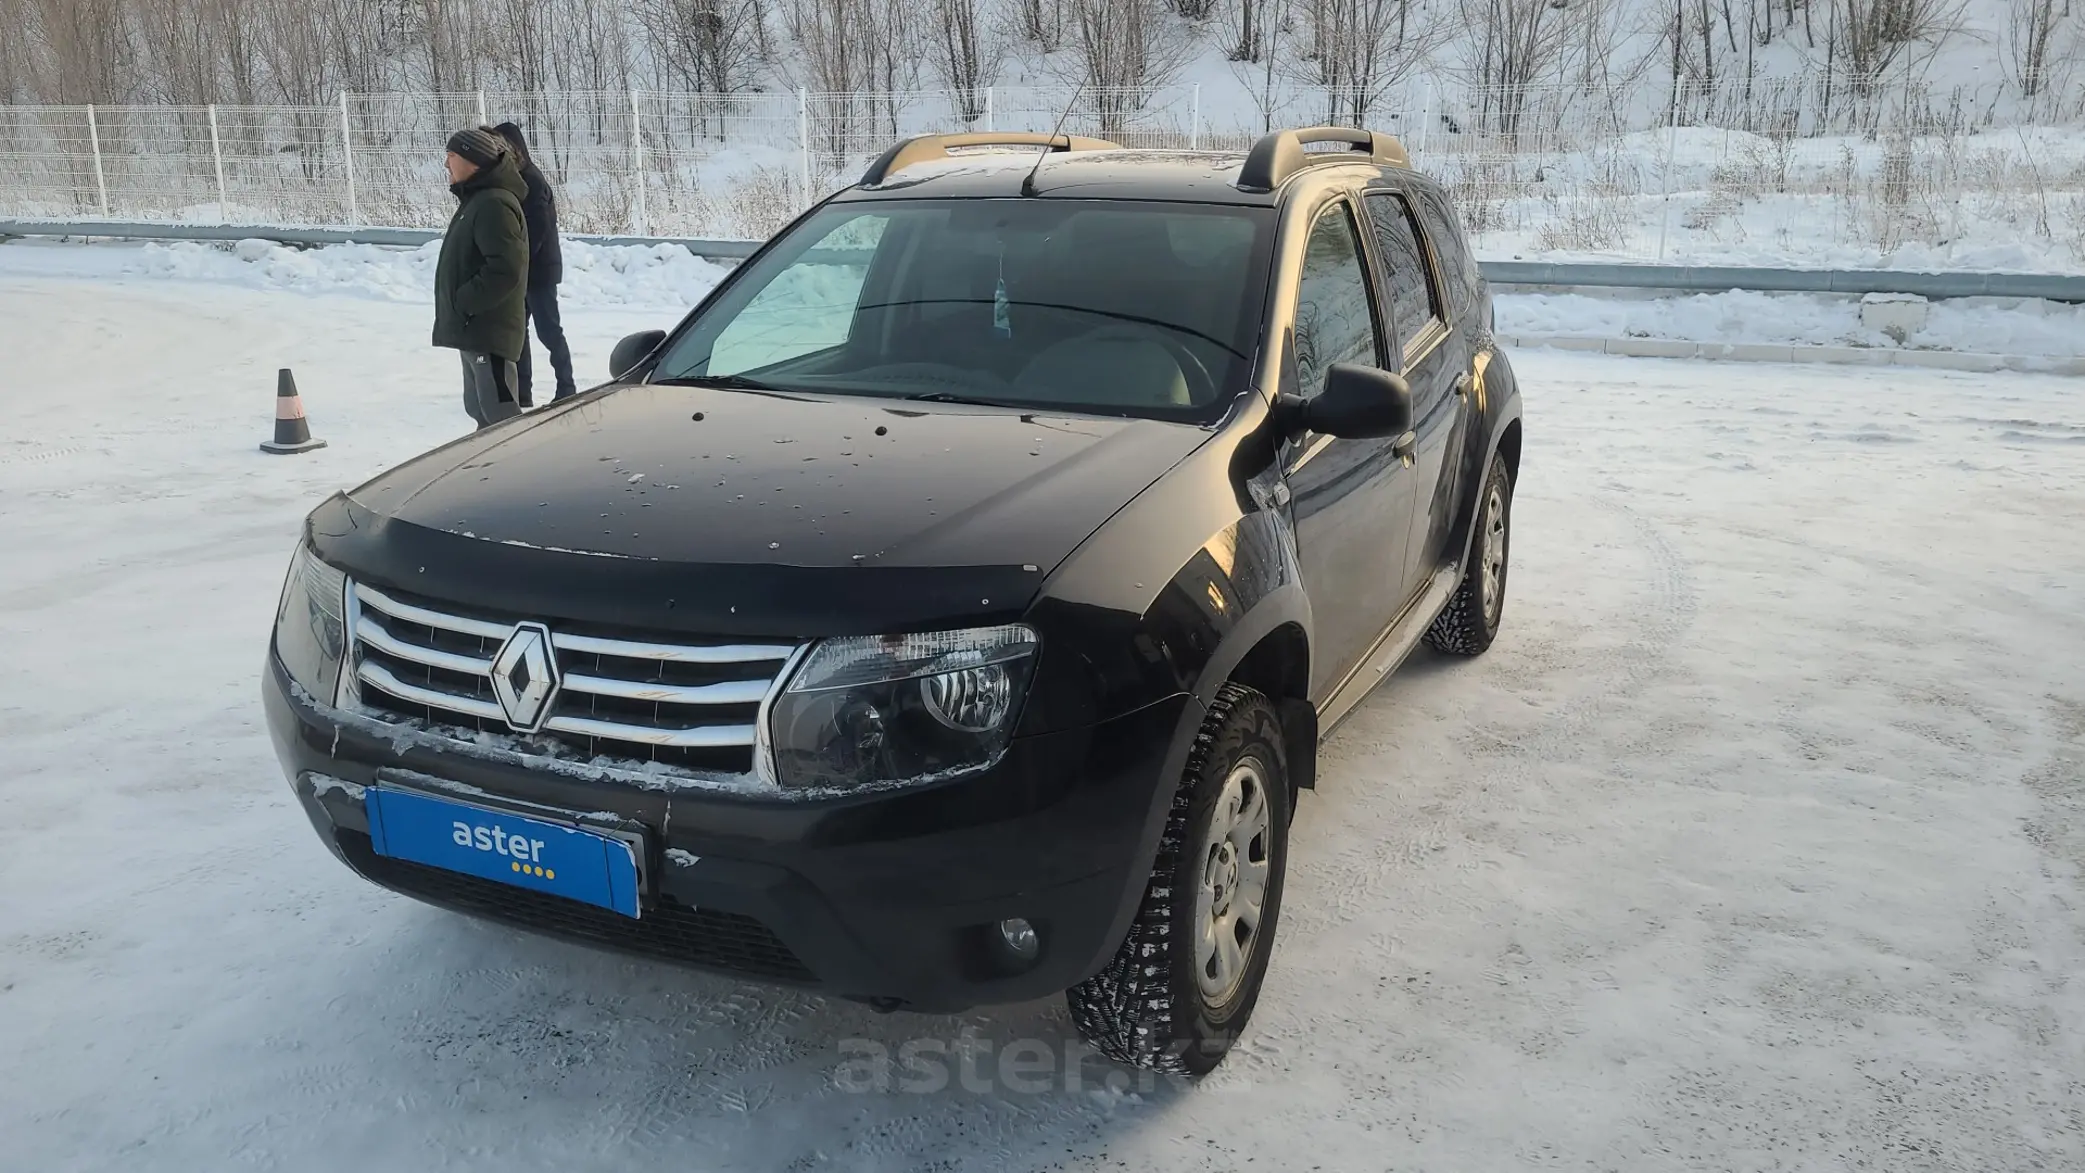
[348,582,801,776]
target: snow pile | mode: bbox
[557,242,736,308]
[125,238,731,310]
[1499,289,2085,357]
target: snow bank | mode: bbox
[1496,290,2085,357]
[126,238,732,311]
[14,237,2080,359]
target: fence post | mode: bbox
[798,88,812,211]
[207,104,227,222]
[477,90,488,127]
[1190,84,1201,149]
[85,104,110,217]
[984,86,994,132]
[1415,78,1433,154]
[340,92,360,227]
[1656,94,1681,263]
[628,90,647,236]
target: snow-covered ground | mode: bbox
[3,251,2085,1170]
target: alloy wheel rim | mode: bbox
[1480,486,1507,622]
[1193,760,1272,1005]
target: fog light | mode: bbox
[998,917,1039,960]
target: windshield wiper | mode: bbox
[651,373,788,393]
[1013,303,1249,360]
[902,390,1031,409]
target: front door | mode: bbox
[1281,200,1417,703]
[1362,190,1471,586]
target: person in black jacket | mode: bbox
[493,122,575,405]
[434,128,530,429]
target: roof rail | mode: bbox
[859,132,1121,187]
[1235,127,1410,192]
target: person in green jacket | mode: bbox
[433,128,531,429]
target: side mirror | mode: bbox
[1276,364,1413,440]
[609,330,667,381]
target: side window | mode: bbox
[1362,193,1444,359]
[709,215,887,375]
[1291,204,1384,399]
[1413,188,1480,322]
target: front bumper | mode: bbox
[264,655,1193,1012]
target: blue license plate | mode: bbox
[364,787,643,918]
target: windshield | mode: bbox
[652,198,1275,420]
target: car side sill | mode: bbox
[1315,564,1461,741]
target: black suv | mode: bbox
[265,127,1523,1074]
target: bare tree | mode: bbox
[212,0,266,104]
[24,0,134,102]
[1818,0,1968,97]
[637,0,765,93]
[1226,0,1275,60]
[1020,0,1073,52]
[135,0,218,104]
[0,0,33,101]
[787,0,878,93]
[1290,0,1448,125]
[411,0,488,94]
[485,0,555,93]
[932,0,1002,123]
[787,0,885,158]
[1227,0,1293,130]
[2005,0,2069,99]
[553,0,632,94]
[1459,0,1578,133]
[0,0,31,101]
[315,0,400,94]
[1067,0,1195,130]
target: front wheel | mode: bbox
[1066,683,1291,1076]
[1425,453,1513,656]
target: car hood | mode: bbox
[349,383,1210,573]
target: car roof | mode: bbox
[829,132,1425,208]
[831,149,1282,206]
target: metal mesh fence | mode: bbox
[3,78,2081,264]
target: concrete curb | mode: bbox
[1498,334,2085,376]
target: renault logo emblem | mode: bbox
[490,623,560,732]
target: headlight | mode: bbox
[272,544,349,706]
[769,625,1039,790]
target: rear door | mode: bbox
[1281,198,1416,702]
[1360,188,1471,587]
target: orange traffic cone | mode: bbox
[260,368,327,455]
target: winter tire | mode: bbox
[1425,452,1512,656]
[1066,682,1291,1076]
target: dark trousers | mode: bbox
[517,283,576,407]
[460,351,522,429]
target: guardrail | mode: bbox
[1482,261,2085,303]
[3,219,2080,302]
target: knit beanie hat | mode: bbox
[446,127,506,168]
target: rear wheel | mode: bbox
[1066,683,1291,1076]
[1425,454,1512,656]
